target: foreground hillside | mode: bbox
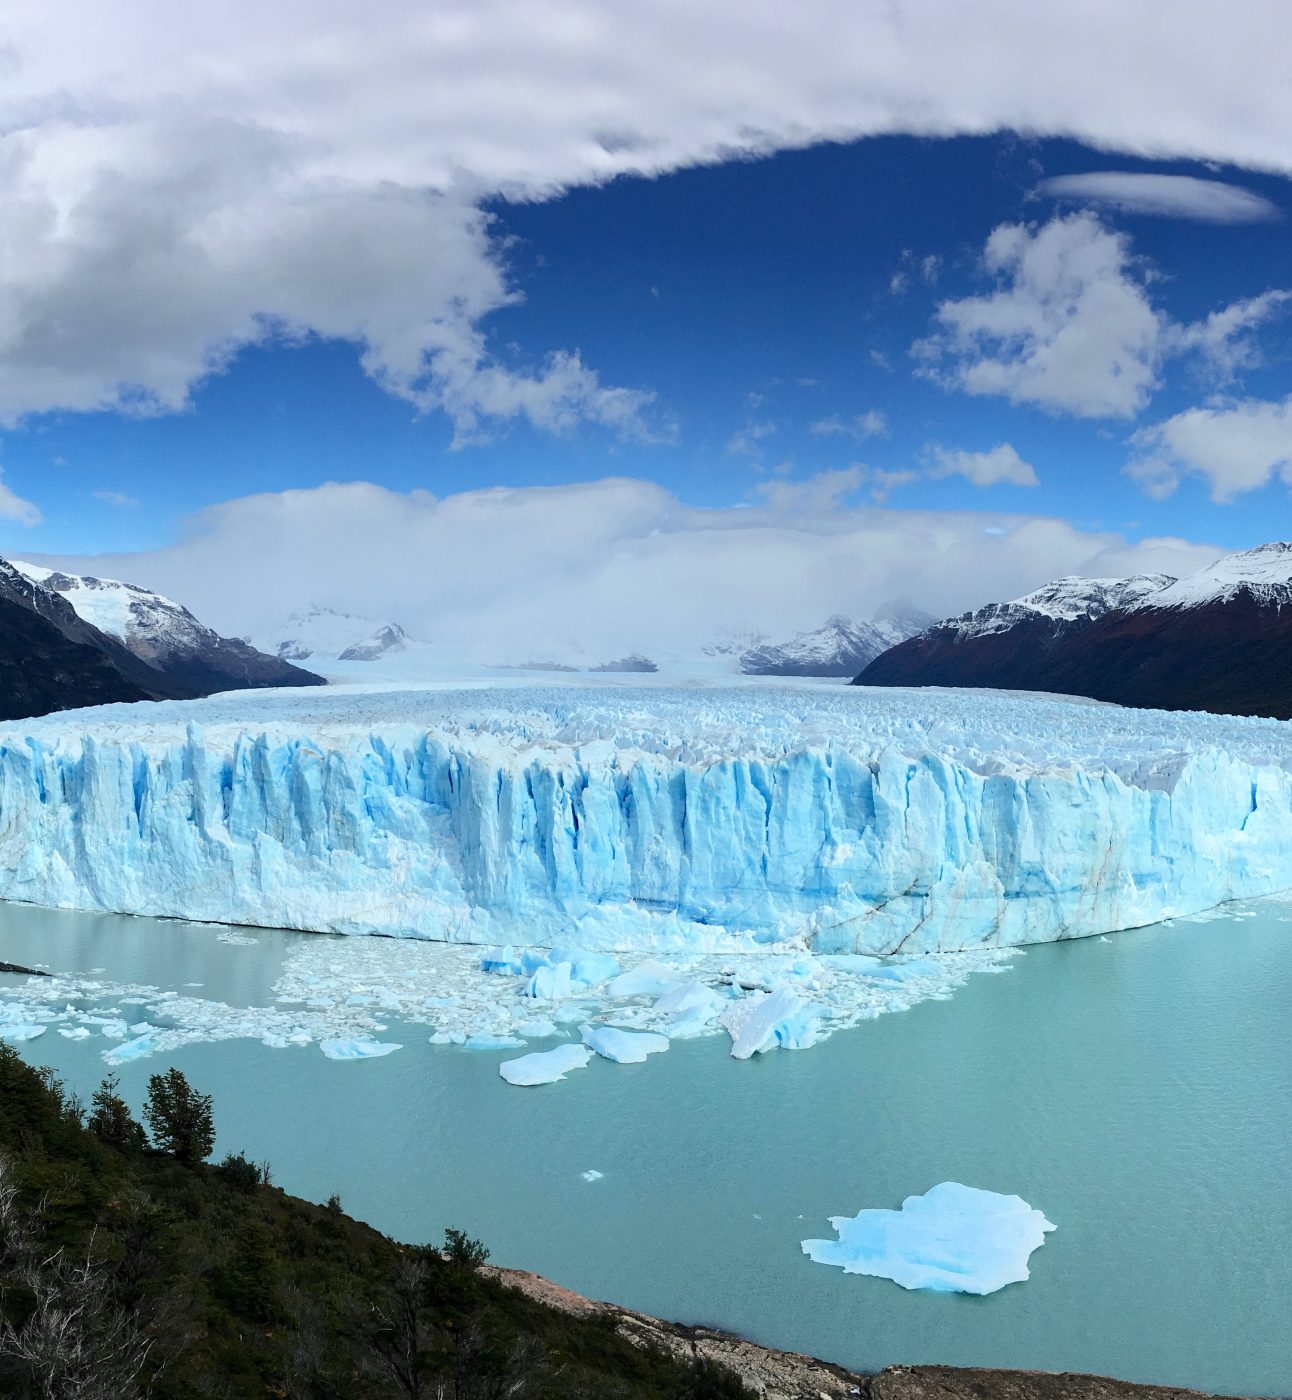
[0,1045,1241,1400]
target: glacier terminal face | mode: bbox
[0,682,1289,954]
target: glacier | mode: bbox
[0,682,1290,957]
[801,1182,1056,1295]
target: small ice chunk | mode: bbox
[607,960,681,997]
[654,981,722,1021]
[581,1169,604,1182]
[581,1025,670,1064]
[498,1044,593,1086]
[319,1038,402,1060]
[801,1182,1055,1295]
[724,988,821,1059]
[59,1027,92,1040]
[463,1031,525,1050]
[99,1019,129,1040]
[481,946,523,975]
[861,957,943,984]
[105,1033,156,1064]
[569,952,620,987]
[524,962,572,1000]
[0,1024,46,1042]
[514,1018,559,1038]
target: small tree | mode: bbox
[443,1228,489,1271]
[88,1075,147,1153]
[144,1068,214,1165]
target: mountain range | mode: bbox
[0,560,322,721]
[856,542,1292,719]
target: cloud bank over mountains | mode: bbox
[36,478,1220,661]
[2,0,1291,436]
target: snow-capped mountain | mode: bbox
[740,607,934,677]
[14,563,324,696]
[856,543,1292,719]
[263,607,411,663]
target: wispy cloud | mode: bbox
[1037,171,1280,223]
[93,489,142,508]
[810,411,889,442]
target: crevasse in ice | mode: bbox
[0,683,1289,954]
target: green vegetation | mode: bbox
[0,1045,754,1399]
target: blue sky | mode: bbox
[9,133,1289,558]
[2,2,1290,653]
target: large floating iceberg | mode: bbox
[802,1182,1055,1294]
[0,682,1289,955]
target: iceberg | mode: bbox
[319,1038,402,1060]
[802,1182,1055,1295]
[0,1023,45,1042]
[0,683,1289,957]
[581,1025,670,1063]
[723,987,821,1058]
[498,1043,593,1086]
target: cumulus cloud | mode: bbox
[810,411,888,442]
[2,2,1292,430]
[28,477,1221,660]
[916,213,1288,418]
[927,443,1039,487]
[1127,394,1292,501]
[725,421,778,456]
[913,213,1162,418]
[1037,171,1280,223]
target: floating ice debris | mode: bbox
[499,1044,593,1086]
[463,1031,525,1050]
[0,1024,45,1041]
[606,960,681,997]
[58,1027,91,1040]
[514,1018,559,1038]
[481,947,524,975]
[216,932,259,946]
[319,1038,402,1060]
[581,1026,670,1064]
[723,988,822,1059]
[105,1033,156,1064]
[581,1169,604,1182]
[653,980,724,1037]
[524,963,572,1000]
[802,1182,1056,1295]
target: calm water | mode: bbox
[3,902,1290,1396]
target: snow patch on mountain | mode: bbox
[941,574,1177,642]
[1136,541,1292,612]
[263,607,413,662]
[741,606,934,676]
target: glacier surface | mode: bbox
[801,1182,1055,1294]
[0,682,1290,956]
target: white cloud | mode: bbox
[0,471,40,526]
[1037,172,1280,223]
[31,477,1221,659]
[914,213,1162,418]
[93,489,141,508]
[927,443,1039,487]
[1127,395,1292,501]
[1,3,1292,428]
[917,213,1288,419]
[810,411,888,441]
[725,421,777,456]
[1162,289,1291,383]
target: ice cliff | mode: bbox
[0,683,1289,955]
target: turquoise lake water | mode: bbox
[2,901,1289,1396]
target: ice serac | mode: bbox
[0,685,1290,955]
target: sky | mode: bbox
[1,1,1290,658]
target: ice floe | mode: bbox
[499,1044,593,1086]
[581,1026,670,1063]
[801,1182,1056,1295]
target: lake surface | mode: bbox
[2,900,1289,1396]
